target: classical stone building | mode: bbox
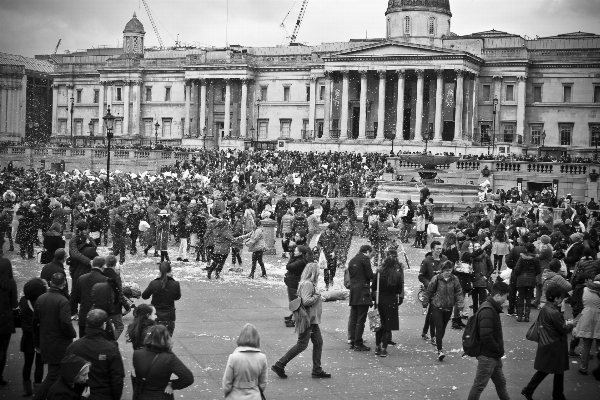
[4,0,600,157]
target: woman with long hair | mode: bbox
[283,245,310,328]
[42,222,65,264]
[372,250,404,357]
[141,262,181,336]
[271,263,331,379]
[222,324,268,399]
[132,325,194,399]
[441,233,460,264]
[514,243,541,322]
[491,223,510,273]
[0,256,17,387]
[126,303,157,350]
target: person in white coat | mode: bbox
[222,324,267,400]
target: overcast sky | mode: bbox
[1,0,599,57]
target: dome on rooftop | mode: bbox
[123,12,145,34]
[386,0,452,17]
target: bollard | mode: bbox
[261,218,277,255]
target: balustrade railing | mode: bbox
[365,131,376,140]
[495,162,521,172]
[52,149,67,156]
[161,152,172,159]
[300,130,313,141]
[175,152,189,160]
[11,147,25,154]
[33,148,48,156]
[527,163,554,173]
[560,164,587,174]
[71,149,86,157]
[456,161,481,170]
[134,151,150,159]
[93,150,107,158]
[330,129,341,139]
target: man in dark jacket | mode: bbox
[505,234,529,316]
[46,354,90,400]
[347,244,374,352]
[418,241,447,343]
[41,248,69,295]
[65,309,125,400]
[97,255,130,339]
[275,194,290,238]
[564,233,585,279]
[71,256,107,338]
[32,272,77,400]
[317,223,341,289]
[69,221,97,279]
[467,281,511,399]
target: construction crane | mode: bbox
[53,39,61,55]
[288,0,309,45]
[141,0,165,49]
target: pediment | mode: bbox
[330,42,462,58]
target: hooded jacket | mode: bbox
[418,252,448,287]
[571,258,600,285]
[213,219,235,255]
[423,273,464,310]
[471,251,493,288]
[476,297,505,358]
[541,270,572,304]
[514,252,541,287]
[46,354,88,400]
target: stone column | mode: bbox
[434,69,444,141]
[132,81,141,136]
[340,70,349,139]
[414,69,424,142]
[454,69,464,141]
[261,218,277,255]
[396,69,405,139]
[308,75,317,137]
[106,83,112,110]
[199,79,207,136]
[66,83,74,136]
[184,80,191,137]
[51,84,58,135]
[224,78,231,141]
[493,76,503,142]
[516,75,527,144]
[377,69,386,139]
[98,82,105,134]
[472,73,479,142]
[240,78,248,138]
[323,71,332,139]
[359,69,368,139]
[123,81,130,135]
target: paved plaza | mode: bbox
[2,238,599,399]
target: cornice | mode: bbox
[323,54,483,65]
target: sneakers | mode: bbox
[430,337,437,347]
[421,333,430,341]
[311,370,331,378]
[271,364,287,379]
[438,350,445,361]
[353,344,371,352]
[285,320,295,328]
[284,315,293,321]
[380,348,388,357]
[451,322,463,330]
[521,389,534,400]
[375,345,381,355]
[568,350,579,358]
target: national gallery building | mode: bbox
[1,0,599,156]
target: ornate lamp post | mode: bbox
[249,126,255,150]
[390,126,397,156]
[202,126,207,149]
[594,130,599,162]
[422,128,432,154]
[491,96,498,154]
[154,121,160,147]
[541,130,546,147]
[102,106,115,191]
[70,96,75,146]
[88,120,94,136]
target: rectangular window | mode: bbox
[563,85,572,103]
[594,85,600,103]
[559,123,572,145]
[143,119,153,136]
[316,120,324,137]
[162,119,172,137]
[506,84,514,102]
[145,87,152,102]
[306,86,310,102]
[502,123,515,142]
[319,86,325,101]
[590,124,600,147]
[74,119,82,135]
[530,124,543,145]
[258,120,268,139]
[219,87,226,102]
[533,85,542,103]
[283,86,290,102]
[480,123,491,144]
[58,119,67,135]
[93,90,99,104]
[115,119,123,135]
[482,84,491,102]
[260,86,268,102]
[76,90,82,104]
[165,87,171,102]
[116,87,122,101]
[280,119,291,138]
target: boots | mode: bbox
[32,383,41,397]
[248,271,255,279]
[451,317,463,330]
[524,306,531,323]
[517,306,524,322]
[22,380,32,397]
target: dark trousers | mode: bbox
[523,371,564,399]
[79,325,86,338]
[471,287,488,313]
[431,306,452,351]
[375,329,392,348]
[422,305,436,338]
[323,256,337,286]
[348,305,369,346]
[206,245,215,264]
[517,286,535,309]
[507,282,517,314]
[112,239,126,263]
[276,324,323,372]
[493,255,504,272]
[33,363,60,400]
[160,250,170,263]
[231,248,242,265]
[22,351,44,383]
[0,333,10,378]
[129,231,139,252]
[467,356,510,400]
[210,253,228,274]
[251,250,266,275]
[20,240,34,258]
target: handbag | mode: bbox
[525,311,554,346]
[367,272,382,332]
[131,354,159,400]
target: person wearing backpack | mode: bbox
[466,281,511,400]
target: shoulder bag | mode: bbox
[525,310,554,347]
[131,353,160,400]
[367,272,381,332]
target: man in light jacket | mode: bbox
[347,244,374,352]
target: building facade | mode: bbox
[9,0,600,156]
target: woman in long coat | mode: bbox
[155,210,171,263]
[371,249,404,357]
[514,243,541,322]
[522,285,575,400]
[572,275,600,374]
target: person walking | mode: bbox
[41,249,69,295]
[466,281,512,400]
[65,309,124,400]
[70,256,108,338]
[98,255,130,339]
[32,272,77,400]
[155,209,171,263]
[572,274,600,375]
[469,240,493,314]
[283,245,310,328]
[271,263,331,379]
[132,324,194,399]
[207,214,236,280]
[317,222,341,289]
[46,354,91,400]
[514,243,541,322]
[372,249,405,357]
[142,261,181,336]
[418,241,447,344]
[242,219,267,279]
[222,323,268,399]
[41,222,65,264]
[0,253,17,388]
[19,277,47,397]
[422,260,464,361]
[111,207,128,265]
[126,304,157,350]
[347,244,375,352]
[522,286,575,400]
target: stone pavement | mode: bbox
[2,237,599,399]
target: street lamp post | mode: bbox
[70,96,75,146]
[422,128,432,154]
[102,106,115,191]
[390,127,396,156]
[249,126,255,150]
[594,131,599,162]
[154,121,160,147]
[540,130,546,158]
[491,96,498,155]
[202,126,207,149]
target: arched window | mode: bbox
[428,17,436,36]
[404,16,411,35]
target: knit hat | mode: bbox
[540,235,551,245]
[570,233,583,242]
[548,259,562,273]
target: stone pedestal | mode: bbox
[261,218,277,255]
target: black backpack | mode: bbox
[462,303,492,357]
